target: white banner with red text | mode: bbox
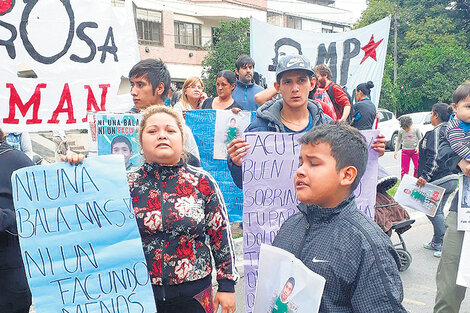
[0,0,139,132]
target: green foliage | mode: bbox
[201,18,250,97]
[358,0,470,115]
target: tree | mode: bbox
[356,0,470,115]
[201,18,250,97]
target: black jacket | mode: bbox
[273,195,406,313]
[0,141,33,311]
[418,122,453,182]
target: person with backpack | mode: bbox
[313,64,352,123]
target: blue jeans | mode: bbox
[427,176,458,244]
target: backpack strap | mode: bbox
[327,83,341,117]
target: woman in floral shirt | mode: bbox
[129,105,238,312]
[65,105,238,313]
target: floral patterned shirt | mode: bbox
[128,161,238,292]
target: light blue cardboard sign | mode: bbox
[185,110,255,222]
[11,155,156,313]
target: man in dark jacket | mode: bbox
[273,123,406,313]
[0,129,33,313]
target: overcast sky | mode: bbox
[334,0,368,22]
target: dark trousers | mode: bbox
[156,296,206,313]
[152,276,212,313]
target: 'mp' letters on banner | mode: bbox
[11,155,156,313]
[250,17,390,106]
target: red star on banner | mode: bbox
[360,35,384,64]
[0,0,14,15]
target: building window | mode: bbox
[321,23,334,33]
[110,0,124,7]
[135,8,162,46]
[174,21,202,47]
[267,11,283,26]
[286,15,302,30]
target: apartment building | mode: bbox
[115,0,353,83]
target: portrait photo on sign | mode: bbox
[213,110,251,160]
[460,174,470,209]
[95,113,143,170]
[253,244,325,313]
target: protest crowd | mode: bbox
[1,3,470,313]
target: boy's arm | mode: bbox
[350,241,406,313]
[446,125,470,160]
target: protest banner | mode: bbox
[242,132,302,311]
[12,155,156,313]
[395,174,446,217]
[250,17,390,106]
[185,110,254,222]
[94,113,143,170]
[0,0,139,132]
[254,244,325,313]
[458,174,470,231]
[457,232,470,288]
[242,131,379,313]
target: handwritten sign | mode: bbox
[458,174,470,231]
[242,132,301,312]
[1,0,139,132]
[354,130,379,219]
[185,110,255,222]
[242,131,379,313]
[12,155,156,313]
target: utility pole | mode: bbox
[393,5,398,84]
[393,5,399,115]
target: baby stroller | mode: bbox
[375,173,415,271]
